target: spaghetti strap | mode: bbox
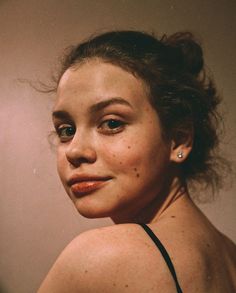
[138,223,183,293]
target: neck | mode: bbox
[111,176,189,224]
[148,177,188,223]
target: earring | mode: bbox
[177,151,184,159]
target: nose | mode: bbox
[65,131,97,168]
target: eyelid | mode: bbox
[57,123,72,128]
[98,117,126,135]
[54,123,75,143]
[98,114,127,125]
[97,111,131,122]
[54,121,73,131]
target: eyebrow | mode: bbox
[52,110,72,120]
[52,97,133,119]
[89,97,133,114]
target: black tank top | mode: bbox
[138,223,183,293]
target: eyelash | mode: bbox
[56,125,75,142]
[98,119,126,134]
[55,118,126,143]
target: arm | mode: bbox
[37,224,170,292]
[37,226,131,293]
[37,228,110,293]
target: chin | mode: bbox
[77,207,110,219]
[73,198,115,219]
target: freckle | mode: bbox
[134,168,137,171]
[171,215,176,218]
[207,275,211,280]
[125,284,129,288]
[112,154,116,157]
[206,243,210,247]
[84,270,88,273]
[119,161,122,165]
[113,283,116,287]
[136,173,140,178]
[128,146,131,149]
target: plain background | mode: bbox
[0,1,235,292]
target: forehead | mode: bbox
[55,60,150,109]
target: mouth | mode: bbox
[68,175,112,197]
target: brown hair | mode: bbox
[52,30,231,198]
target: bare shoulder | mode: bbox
[37,223,177,293]
[150,203,236,293]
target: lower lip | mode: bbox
[70,180,109,196]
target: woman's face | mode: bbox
[53,59,172,222]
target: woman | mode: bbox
[38,31,236,292]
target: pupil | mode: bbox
[66,127,74,135]
[108,120,120,129]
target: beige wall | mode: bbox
[1,1,235,292]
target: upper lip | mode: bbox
[68,174,112,186]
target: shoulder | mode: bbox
[38,223,176,292]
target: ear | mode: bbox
[170,128,193,163]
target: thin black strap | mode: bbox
[138,223,183,293]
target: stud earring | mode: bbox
[177,151,184,159]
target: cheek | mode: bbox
[99,136,139,166]
[99,134,165,177]
[56,147,67,180]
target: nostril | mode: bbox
[66,147,97,167]
[67,157,93,168]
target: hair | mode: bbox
[51,30,231,199]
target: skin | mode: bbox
[38,59,236,292]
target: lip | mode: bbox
[68,174,112,197]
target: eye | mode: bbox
[98,119,126,134]
[56,125,75,142]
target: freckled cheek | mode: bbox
[100,139,144,173]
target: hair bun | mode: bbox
[162,32,204,76]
